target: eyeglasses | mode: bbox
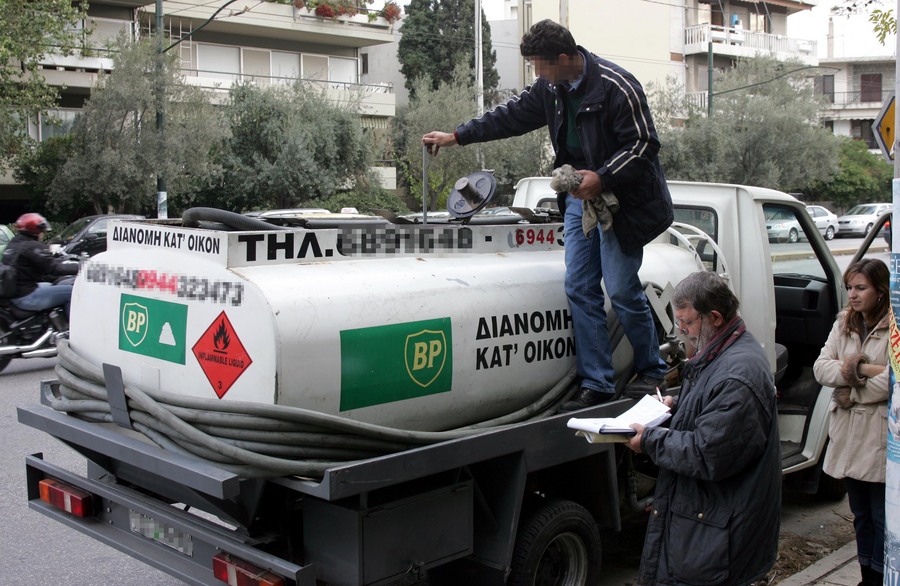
[676,314,703,335]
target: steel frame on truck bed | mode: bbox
[20,380,624,586]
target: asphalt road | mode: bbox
[1,359,182,586]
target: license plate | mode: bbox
[129,510,194,556]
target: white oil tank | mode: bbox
[69,218,701,431]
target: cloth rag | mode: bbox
[550,165,619,235]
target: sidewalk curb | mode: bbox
[775,541,857,586]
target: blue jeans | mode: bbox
[12,282,74,318]
[844,477,886,574]
[564,195,666,392]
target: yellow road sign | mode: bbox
[873,94,895,162]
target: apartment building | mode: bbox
[816,56,895,152]
[2,0,398,212]
[525,0,818,104]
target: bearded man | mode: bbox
[626,271,781,586]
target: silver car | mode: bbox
[837,203,892,237]
[805,205,839,240]
[765,208,802,243]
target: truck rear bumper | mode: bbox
[26,453,314,586]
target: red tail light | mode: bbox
[212,552,285,586]
[38,478,94,518]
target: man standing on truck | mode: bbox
[626,271,780,586]
[422,19,673,411]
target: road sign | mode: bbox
[873,93,895,163]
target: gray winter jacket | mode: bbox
[638,329,781,585]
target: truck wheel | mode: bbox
[508,499,601,586]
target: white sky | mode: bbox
[787,2,896,59]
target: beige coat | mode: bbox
[813,310,890,483]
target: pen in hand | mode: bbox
[656,387,664,403]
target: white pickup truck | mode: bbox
[17,178,886,586]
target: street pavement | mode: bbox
[777,541,860,586]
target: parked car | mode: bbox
[0,224,12,256]
[49,214,143,257]
[765,208,802,243]
[805,205,839,240]
[836,203,892,237]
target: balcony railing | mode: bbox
[818,89,892,108]
[684,24,817,64]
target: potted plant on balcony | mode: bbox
[380,1,401,24]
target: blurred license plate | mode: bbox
[129,510,194,556]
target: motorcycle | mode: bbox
[0,259,80,374]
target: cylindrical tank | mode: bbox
[70,220,701,431]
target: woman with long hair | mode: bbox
[814,258,890,586]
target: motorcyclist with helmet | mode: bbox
[1,213,79,323]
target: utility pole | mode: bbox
[155,0,167,219]
[474,0,484,168]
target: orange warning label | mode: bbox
[192,311,252,398]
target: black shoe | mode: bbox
[624,372,667,399]
[558,388,615,413]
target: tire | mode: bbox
[508,499,601,586]
[0,317,14,374]
[788,228,799,243]
[864,223,873,236]
[825,226,835,240]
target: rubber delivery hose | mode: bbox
[51,340,577,479]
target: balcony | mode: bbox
[684,24,817,65]
[144,1,396,49]
[819,90,892,121]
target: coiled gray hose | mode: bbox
[50,340,577,479]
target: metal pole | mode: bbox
[155,0,167,218]
[422,144,429,224]
[886,2,900,582]
[474,0,484,169]
[707,39,713,118]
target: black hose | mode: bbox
[181,207,291,231]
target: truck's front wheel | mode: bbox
[508,499,601,586]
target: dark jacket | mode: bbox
[638,330,781,586]
[1,233,78,297]
[454,47,673,252]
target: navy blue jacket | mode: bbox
[638,330,781,585]
[455,47,673,252]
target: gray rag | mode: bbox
[549,164,619,236]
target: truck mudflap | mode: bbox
[25,453,313,586]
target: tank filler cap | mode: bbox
[447,171,496,218]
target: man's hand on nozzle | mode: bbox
[422,131,457,156]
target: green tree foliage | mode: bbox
[398,0,500,101]
[0,0,88,165]
[196,80,375,212]
[394,65,550,211]
[13,135,90,220]
[806,138,892,209]
[44,38,226,216]
[648,56,839,191]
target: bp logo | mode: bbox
[404,329,447,388]
[118,293,188,365]
[122,301,149,347]
[339,317,453,411]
